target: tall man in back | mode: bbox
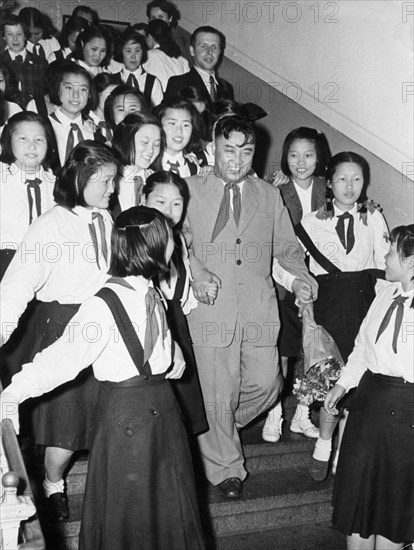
[186,116,317,498]
[165,25,234,105]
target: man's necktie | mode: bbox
[88,212,108,269]
[209,75,217,102]
[126,73,139,89]
[65,123,84,162]
[25,177,42,223]
[335,211,355,254]
[375,295,408,353]
[211,182,241,242]
[34,43,46,58]
[144,287,168,364]
[167,160,180,174]
[14,54,23,66]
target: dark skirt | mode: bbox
[314,270,382,363]
[79,375,206,550]
[277,290,302,357]
[19,301,99,450]
[166,299,208,434]
[332,370,414,542]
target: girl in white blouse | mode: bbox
[72,25,110,77]
[324,224,414,550]
[294,152,390,481]
[0,141,118,521]
[1,205,206,550]
[111,112,162,215]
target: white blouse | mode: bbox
[0,163,55,249]
[301,203,389,275]
[143,47,189,92]
[337,280,414,388]
[7,276,173,403]
[117,165,152,212]
[49,108,94,166]
[0,205,112,342]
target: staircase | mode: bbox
[22,389,346,550]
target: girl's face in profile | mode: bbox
[68,30,80,52]
[113,94,142,125]
[144,182,184,226]
[83,163,117,209]
[83,37,106,67]
[329,161,364,212]
[133,124,161,169]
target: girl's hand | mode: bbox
[184,152,201,166]
[0,391,20,434]
[166,343,186,379]
[271,170,289,187]
[292,279,313,303]
[199,164,214,182]
[324,384,346,415]
[205,282,219,303]
[192,270,221,305]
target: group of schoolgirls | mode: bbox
[0,6,413,550]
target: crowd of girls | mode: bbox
[0,3,412,550]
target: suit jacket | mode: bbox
[0,50,47,117]
[278,176,327,227]
[186,173,317,348]
[165,67,234,106]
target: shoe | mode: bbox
[290,417,319,439]
[309,457,329,482]
[217,477,243,499]
[48,492,70,521]
[262,417,283,443]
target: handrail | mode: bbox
[1,385,45,549]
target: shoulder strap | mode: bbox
[95,287,151,376]
[143,73,156,103]
[295,223,341,274]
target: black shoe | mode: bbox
[48,492,70,521]
[217,477,243,499]
[309,457,329,482]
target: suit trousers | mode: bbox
[194,323,282,485]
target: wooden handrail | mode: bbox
[1,395,45,549]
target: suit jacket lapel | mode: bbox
[190,67,212,105]
[237,176,259,237]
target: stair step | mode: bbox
[212,521,346,550]
[36,466,334,549]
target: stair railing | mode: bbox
[1,382,45,550]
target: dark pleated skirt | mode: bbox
[18,301,99,450]
[332,370,414,542]
[166,299,208,434]
[277,290,302,357]
[314,270,380,363]
[79,375,206,550]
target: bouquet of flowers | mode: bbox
[293,309,344,405]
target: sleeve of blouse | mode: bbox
[370,210,390,270]
[0,217,54,342]
[151,76,164,106]
[6,297,111,403]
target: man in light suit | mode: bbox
[164,25,234,106]
[186,116,317,498]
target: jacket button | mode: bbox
[236,260,242,265]
[236,238,241,244]
[126,427,133,436]
[390,410,395,415]
[151,409,158,416]
[143,375,149,381]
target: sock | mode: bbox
[43,475,64,497]
[312,437,332,461]
[267,402,282,423]
[292,403,309,423]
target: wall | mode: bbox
[13,0,414,228]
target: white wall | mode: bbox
[173,0,413,181]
